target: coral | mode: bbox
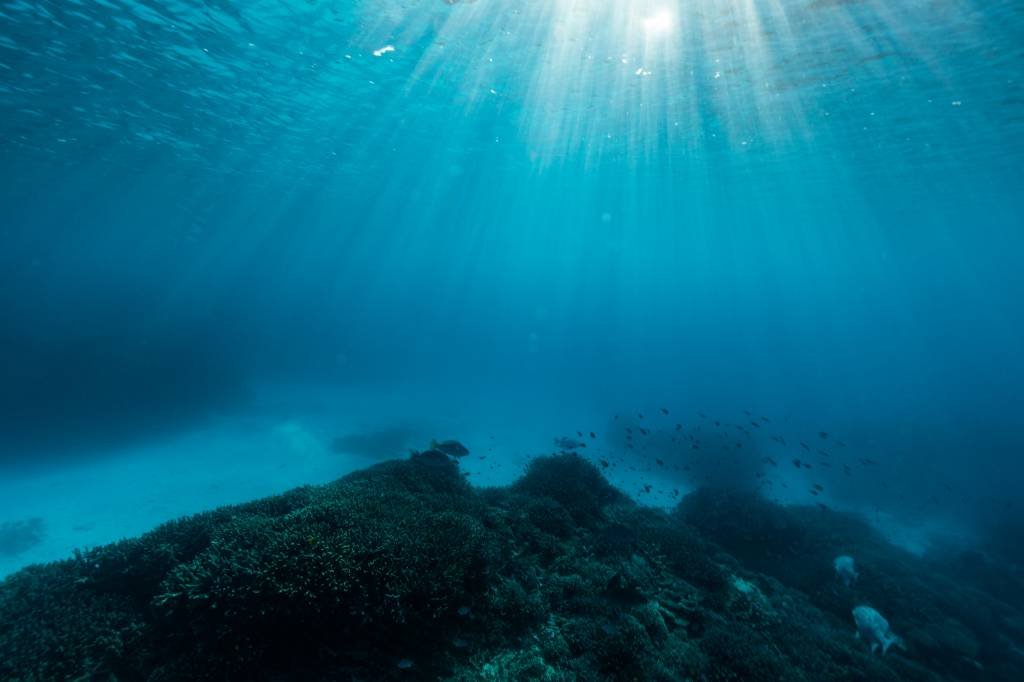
[700,620,793,681]
[0,561,146,680]
[446,645,571,681]
[1,453,1021,681]
[725,574,778,625]
[512,453,625,526]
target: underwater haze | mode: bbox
[1,0,1024,679]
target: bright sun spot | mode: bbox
[643,9,675,35]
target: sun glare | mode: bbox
[643,9,675,35]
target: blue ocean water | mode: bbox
[1,0,1022,607]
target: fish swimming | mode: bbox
[834,555,858,587]
[430,439,470,457]
[554,436,587,450]
[410,449,454,467]
[852,605,902,655]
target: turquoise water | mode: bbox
[1,0,1023,623]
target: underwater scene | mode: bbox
[1,0,1023,679]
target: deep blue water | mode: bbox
[1,1,1023,570]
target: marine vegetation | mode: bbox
[2,453,1022,681]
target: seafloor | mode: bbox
[1,452,1021,681]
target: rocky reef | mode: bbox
[2,453,1022,681]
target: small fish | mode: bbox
[699,412,708,418]
[801,442,810,451]
[656,458,664,466]
[793,458,803,468]
[589,431,596,439]
[818,431,829,439]
[600,459,610,468]
[638,412,645,419]
[675,423,683,431]
[661,407,669,415]
[813,484,824,491]
[397,659,415,670]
